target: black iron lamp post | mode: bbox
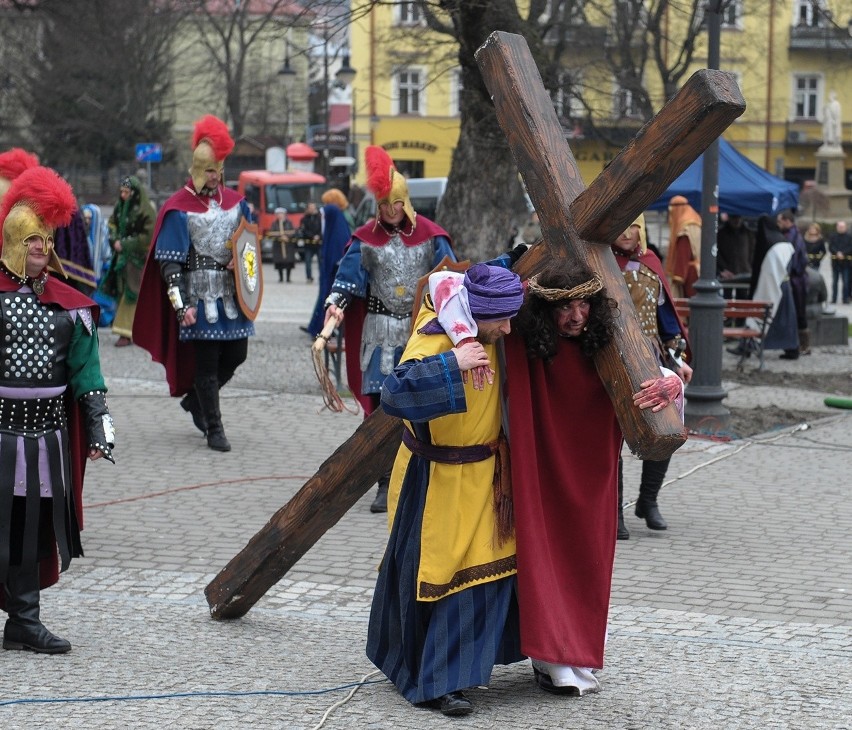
[683,0,730,433]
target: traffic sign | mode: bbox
[135,143,163,163]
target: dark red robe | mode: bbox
[505,332,622,669]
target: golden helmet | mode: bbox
[189,115,235,194]
[365,145,416,229]
[0,166,74,280]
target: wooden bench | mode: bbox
[673,298,773,371]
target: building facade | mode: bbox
[348,0,852,194]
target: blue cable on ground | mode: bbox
[0,678,388,707]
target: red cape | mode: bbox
[0,269,96,590]
[133,184,244,397]
[505,332,622,669]
[343,216,453,415]
[352,215,449,247]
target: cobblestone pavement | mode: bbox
[1,261,850,729]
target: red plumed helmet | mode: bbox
[365,145,395,200]
[192,114,234,161]
[364,145,416,228]
[0,166,76,279]
[0,148,40,181]
[0,166,76,231]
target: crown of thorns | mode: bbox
[526,273,603,301]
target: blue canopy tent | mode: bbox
[647,139,800,217]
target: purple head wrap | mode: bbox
[463,263,524,321]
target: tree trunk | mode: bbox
[437,1,548,262]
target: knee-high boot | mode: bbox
[370,472,389,514]
[3,564,71,654]
[196,375,231,452]
[634,457,670,530]
[180,389,208,435]
[617,457,629,540]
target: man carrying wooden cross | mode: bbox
[367,260,683,715]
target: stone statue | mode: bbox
[822,91,842,148]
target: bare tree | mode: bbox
[187,0,320,138]
[9,0,182,189]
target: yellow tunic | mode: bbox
[387,304,516,602]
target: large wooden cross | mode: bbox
[204,32,745,619]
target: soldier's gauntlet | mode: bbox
[79,390,115,463]
[161,262,190,322]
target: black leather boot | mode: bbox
[634,457,670,530]
[370,473,389,513]
[617,457,629,540]
[196,375,231,452]
[3,565,71,654]
[180,389,208,435]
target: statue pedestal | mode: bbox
[814,145,852,218]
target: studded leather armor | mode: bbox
[0,292,73,390]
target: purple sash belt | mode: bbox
[402,427,498,464]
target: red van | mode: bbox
[237,170,326,246]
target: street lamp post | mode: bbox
[683,0,729,433]
[335,52,357,189]
[322,27,331,179]
[278,39,297,145]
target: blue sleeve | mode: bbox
[381,352,467,422]
[431,235,457,265]
[153,210,190,263]
[657,296,682,342]
[484,253,512,269]
[330,239,369,301]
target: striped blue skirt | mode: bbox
[366,453,525,704]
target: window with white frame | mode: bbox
[553,70,583,120]
[395,1,424,26]
[450,68,462,117]
[794,0,825,27]
[394,67,424,115]
[721,0,743,29]
[614,84,642,119]
[793,74,822,119]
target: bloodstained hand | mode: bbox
[466,365,495,391]
[633,375,682,412]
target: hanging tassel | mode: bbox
[491,432,514,547]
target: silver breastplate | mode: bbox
[186,202,242,265]
[0,292,73,387]
[359,235,433,314]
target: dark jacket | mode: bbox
[298,212,322,246]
